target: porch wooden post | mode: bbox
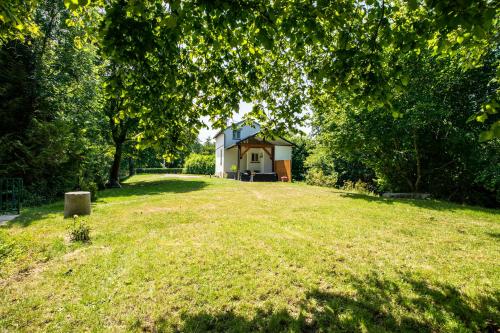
[237,144,241,180]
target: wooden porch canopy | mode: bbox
[226,132,293,181]
[238,137,274,159]
[236,136,276,175]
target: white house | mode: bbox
[214,121,293,181]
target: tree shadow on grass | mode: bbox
[339,192,500,214]
[151,271,499,333]
[96,178,208,201]
[486,232,500,240]
[2,203,63,228]
[5,179,208,228]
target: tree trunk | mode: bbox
[128,156,135,176]
[108,140,124,188]
[106,106,128,188]
[413,132,422,193]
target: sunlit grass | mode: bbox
[0,174,499,332]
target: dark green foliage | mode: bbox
[136,168,183,174]
[1,0,498,207]
[291,136,311,181]
[191,139,216,156]
[291,135,376,187]
[304,145,338,187]
[334,159,376,190]
[312,54,499,206]
[0,2,111,205]
[134,148,165,169]
[305,168,338,188]
[183,154,215,175]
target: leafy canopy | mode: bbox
[3,0,499,141]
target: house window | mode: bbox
[219,149,222,165]
[251,153,259,162]
[232,129,241,140]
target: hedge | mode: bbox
[183,154,215,175]
[135,168,184,174]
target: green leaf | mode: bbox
[479,130,493,142]
[162,16,177,29]
[64,0,80,10]
[407,0,418,10]
[476,113,488,123]
[401,76,409,86]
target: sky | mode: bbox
[197,101,311,142]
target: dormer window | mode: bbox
[232,129,241,140]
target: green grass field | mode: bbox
[1,174,499,332]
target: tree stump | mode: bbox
[64,191,91,218]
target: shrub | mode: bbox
[291,135,312,181]
[342,180,375,195]
[183,154,215,175]
[69,215,91,243]
[304,146,338,187]
[135,168,184,174]
[305,168,338,187]
[79,180,99,201]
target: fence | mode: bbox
[0,178,23,215]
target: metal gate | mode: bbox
[0,178,23,215]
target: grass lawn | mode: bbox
[0,174,499,332]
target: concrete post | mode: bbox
[64,191,91,218]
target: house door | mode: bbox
[248,151,262,172]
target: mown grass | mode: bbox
[0,174,499,332]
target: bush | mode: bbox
[135,168,184,174]
[79,180,99,201]
[69,215,91,243]
[304,146,338,187]
[342,180,375,195]
[291,135,312,181]
[183,154,215,175]
[305,168,338,187]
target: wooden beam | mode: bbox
[240,143,274,149]
[240,146,250,159]
[237,144,241,180]
[262,147,272,158]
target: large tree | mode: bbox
[65,0,498,142]
[2,0,498,188]
[0,0,110,202]
[312,52,499,205]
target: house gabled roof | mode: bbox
[225,132,295,149]
[213,120,257,139]
[213,122,295,149]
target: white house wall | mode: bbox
[242,148,273,173]
[275,146,292,161]
[215,134,225,177]
[215,147,224,176]
[223,147,239,173]
[262,149,273,172]
[224,123,260,148]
